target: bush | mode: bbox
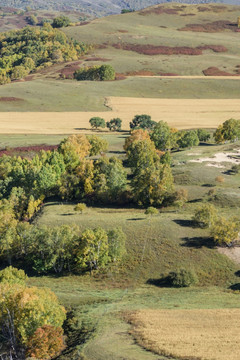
[211,217,239,247]
[145,207,158,215]
[215,175,224,183]
[52,15,70,28]
[0,266,28,285]
[74,203,87,214]
[169,269,198,287]
[193,203,218,228]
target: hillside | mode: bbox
[0,0,234,17]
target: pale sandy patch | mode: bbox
[218,247,240,265]
[1,98,240,134]
[129,309,240,360]
[189,150,240,166]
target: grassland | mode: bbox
[128,308,240,360]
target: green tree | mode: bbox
[52,15,70,28]
[89,117,106,130]
[130,114,156,130]
[177,130,199,148]
[76,228,109,273]
[74,65,115,81]
[108,228,126,263]
[106,118,122,131]
[26,15,38,25]
[197,129,211,142]
[150,120,172,151]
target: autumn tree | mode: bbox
[87,135,108,156]
[193,204,218,228]
[214,119,240,144]
[0,284,66,356]
[0,266,27,285]
[211,217,239,246]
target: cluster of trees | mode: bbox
[214,119,240,144]
[0,267,66,360]
[193,203,240,246]
[0,24,89,84]
[0,221,126,274]
[74,65,115,81]
[89,117,122,131]
[128,115,210,150]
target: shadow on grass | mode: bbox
[188,198,202,203]
[173,219,194,227]
[202,183,215,187]
[61,213,75,216]
[181,236,215,249]
[235,270,240,277]
[147,276,172,288]
[229,283,240,291]
[109,150,125,154]
[127,217,145,221]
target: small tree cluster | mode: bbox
[106,118,122,131]
[214,119,240,144]
[52,15,71,28]
[74,65,115,81]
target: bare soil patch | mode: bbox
[203,67,238,76]
[179,20,237,33]
[85,57,111,62]
[189,150,240,167]
[0,97,24,102]
[128,309,240,360]
[112,43,227,56]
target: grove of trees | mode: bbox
[74,65,115,81]
[0,24,89,84]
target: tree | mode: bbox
[210,217,239,246]
[177,130,199,148]
[0,284,66,353]
[193,204,218,228]
[107,228,126,263]
[26,15,38,25]
[129,114,156,130]
[87,135,108,156]
[106,118,122,131]
[214,119,240,144]
[76,228,109,273]
[89,117,106,130]
[150,121,172,151]
[52,15,70,28]
[197,129,211,142]
[124,129,151,153]
[74,65,115,81]
[11,66,29,80]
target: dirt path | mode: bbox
[1,98,240,134]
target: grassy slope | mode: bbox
[64,3,240,75]
[0,77,240,112]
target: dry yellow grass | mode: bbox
[1,98,240,134]
[128,309,240,360]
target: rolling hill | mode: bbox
[0,0,236,17]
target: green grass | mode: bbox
[0,77,240,112]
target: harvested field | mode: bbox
[112,43,227,56]
[1,98,240,134]
[128,309,240,360]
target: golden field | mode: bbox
[1,97,240,134]
[128,309,240,360]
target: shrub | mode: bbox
[74,203,87,214]
[193,204,218,228]
[26,325,65,360]
[0,266,28,285]
[215,175,224,183]
[169,269,198,287]
[174,188,188,207]
[211,217,239,246]
[52,15,70,28]
[145,207,158,215]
